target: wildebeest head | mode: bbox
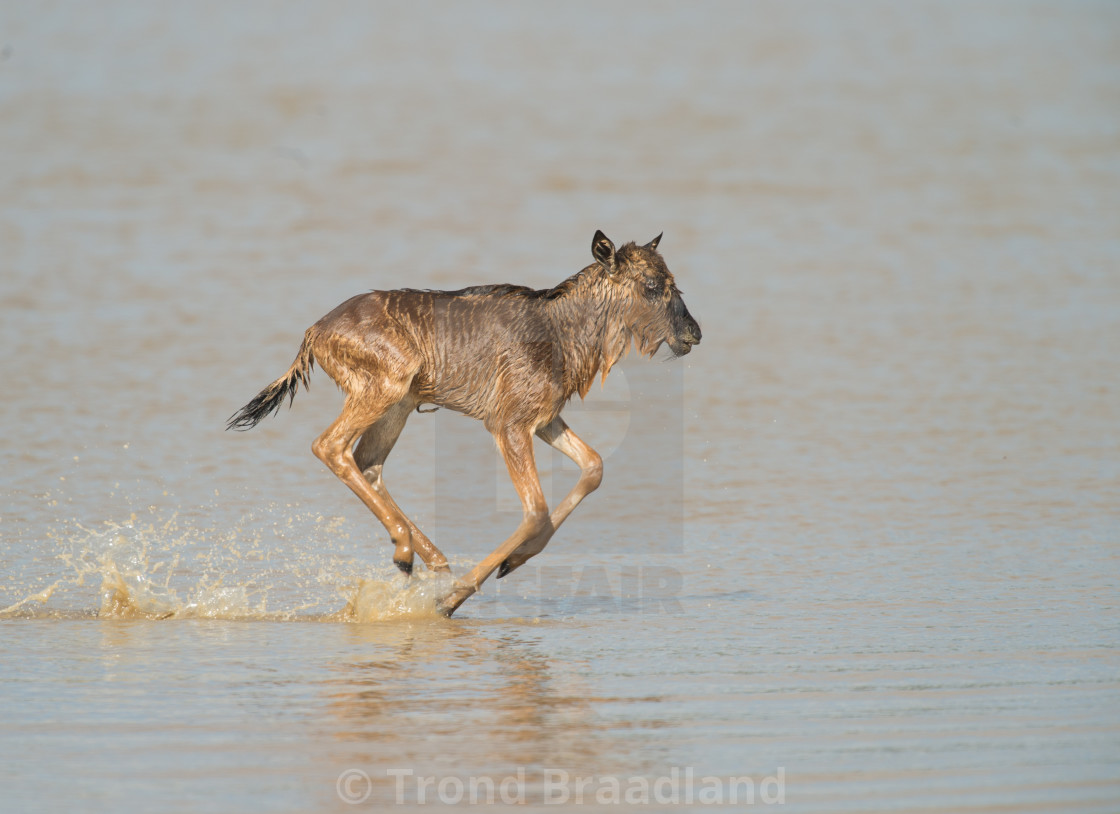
[591,230,702,357]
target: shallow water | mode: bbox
[2,2,1119,811]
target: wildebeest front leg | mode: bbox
[496,417,603,579]
[437,426,550,616]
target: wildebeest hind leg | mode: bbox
[354,400,450,575]
[311,390,429,577]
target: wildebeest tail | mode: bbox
[226,331,316,431]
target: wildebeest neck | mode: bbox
[543,265,631,400]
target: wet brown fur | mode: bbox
[228,231,701,615]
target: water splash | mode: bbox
[96,528,181,618]
[335,571,458,622]
[2,508,459,622]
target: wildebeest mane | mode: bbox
[397,267,595,302]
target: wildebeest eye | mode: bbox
[644,278,660,294]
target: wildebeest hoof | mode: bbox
[394,559,413,576]
[497,559,512,579]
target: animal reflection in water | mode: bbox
[228,231,701,616]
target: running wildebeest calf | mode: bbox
[227,230,701,615]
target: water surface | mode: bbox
[2,2,1118,811]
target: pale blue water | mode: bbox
[2,2,1118,812]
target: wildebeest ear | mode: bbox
[645,232,663,252]
[592,230,616,271]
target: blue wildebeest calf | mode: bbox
[227,231,701,615]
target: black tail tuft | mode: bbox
[226,378,297,431]
[226,334,315,431]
